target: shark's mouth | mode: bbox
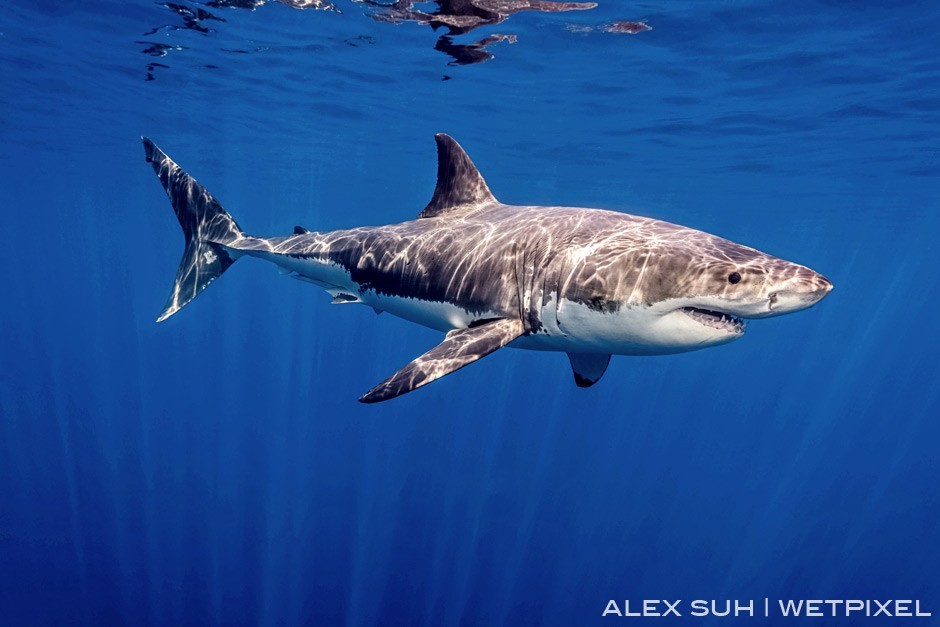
[681,307,746,333]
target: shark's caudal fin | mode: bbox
[359,318,524,403]
[143,138,244,322]
[418,134,496,219]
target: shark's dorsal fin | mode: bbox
[359,318,524,403]
[418,133,496,219]
[293,225,310,235]
[567,353,611,387]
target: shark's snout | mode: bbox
[813,273,834,299]
[768,270,832,315]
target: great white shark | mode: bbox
[143,134,832,402]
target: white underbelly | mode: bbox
[268,254,499,333]
[512,297,730,356]
[365,292,500,333]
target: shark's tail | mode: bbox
[143,137,245,322]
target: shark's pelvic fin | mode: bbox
[567,353,611,387]
[143,137,244,322]
[418,133,496,219]
[328,291,361,305]
[359,318,524,403]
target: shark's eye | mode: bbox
[728,272,742,284]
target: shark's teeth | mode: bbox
[681,307,746,333]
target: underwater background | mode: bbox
[1,0,939,624]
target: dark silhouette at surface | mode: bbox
[361,0,593,64]
[362,0,596,35]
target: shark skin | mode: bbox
[143,134,833,403]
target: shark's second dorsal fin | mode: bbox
[418,133,496,219]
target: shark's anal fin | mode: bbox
[567,353,611,387]
[418,134,496,219]
[359,318,524,403]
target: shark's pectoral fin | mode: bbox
[359,318,524,403]
[567,353,611,388]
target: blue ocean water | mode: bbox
[1,0,939,624]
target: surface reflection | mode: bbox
[140,0,654,78]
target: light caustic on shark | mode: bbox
[143,134,832,402]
